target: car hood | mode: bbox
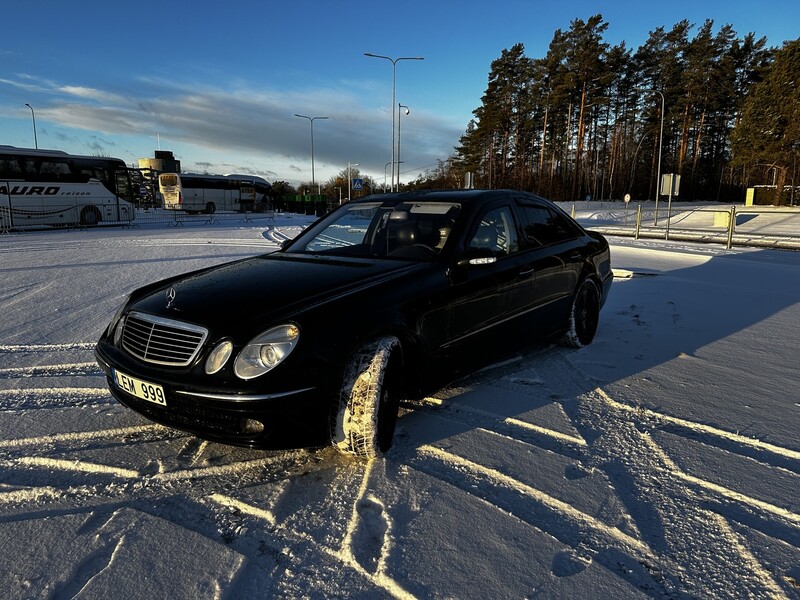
[129,253,428,331]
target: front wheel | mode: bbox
[332,337,402,459]
[560,279,600,348]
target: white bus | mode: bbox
[0,146,135,229]
[159,173,272,214]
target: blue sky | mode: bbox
[1,0,797,188]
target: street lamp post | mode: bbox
[294,114,328,192]
[347,162,359,203]
[397,104,410,190]
[364,53,424,192]
[384,161,392,192]
[637,88,664,225]
[25,103,38,149]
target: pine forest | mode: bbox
[415,15,800,206]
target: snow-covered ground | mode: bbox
[0,209,798,599]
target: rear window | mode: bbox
[516,203,578,247]
[160,174,179,187]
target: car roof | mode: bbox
[353,189,549,206]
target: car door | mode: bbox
[444,203,533,348]
[514,199,584,327]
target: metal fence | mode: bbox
[4,198,799,253]
[125,207,286,229]
[571,202,800,250]
[0,203,308,234]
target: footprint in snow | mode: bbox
[351,497,390,573]
[551,550,591,578]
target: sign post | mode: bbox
[660,174,681,240]
[624,193,631,225]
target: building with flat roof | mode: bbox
[138,150,181,174]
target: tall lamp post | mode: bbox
[364,53,424,192]
[384,161,392,192]
[294,114,328,193]
[637,88,664,224]
[347,162,359,203]
[25,103,38,149]
[397,104,410,190]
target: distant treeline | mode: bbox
[411,15,800,204]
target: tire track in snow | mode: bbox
[579,407,786,598]
[0,343,96,353]
[587,388,800,529]
[0,453,307,510]
[0,424,169,451]
[534,351,794,598]
[0,387,113,411]
[416,444,651,554]
[592,386,800,470]
[408,396,587,450]
[0,362,102,379]
[0,282,49,308]
[208,468,415,600]
[0,346,109,410]
[422,346,797,596]
[0,241,88,254]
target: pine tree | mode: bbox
[456,44,532,189]
[732,39,800,205]
[451,15,782,203]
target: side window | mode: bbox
[467,206,519,257]
[517,203,576,247]
[0,159,23,179]
[78,167,108,183]
[39,160,72,181]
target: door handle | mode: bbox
[519,266,535,276]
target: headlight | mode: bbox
[233,324,300,380]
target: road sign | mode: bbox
[352,178,363,191]
[660,174,681,196]
[624,193,631,203]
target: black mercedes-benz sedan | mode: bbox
[95,189,612,458]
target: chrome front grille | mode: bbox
[121,311,208,366]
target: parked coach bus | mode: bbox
[0,146,135,229]
[159,173,272,214]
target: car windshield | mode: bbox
[289,201,461,259]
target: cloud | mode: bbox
[59,86,126,104]
[1,73,464,186]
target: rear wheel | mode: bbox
[560,279,600,348]
[80,206,101,226]
[332,337,402,459]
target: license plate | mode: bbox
[113,369,166,406]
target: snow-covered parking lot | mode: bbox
[0,212,798,599]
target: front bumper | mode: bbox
[95,344,332,450]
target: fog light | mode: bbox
[113,316,126,346]
[241,418,265,435]
[205,340,234,374]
